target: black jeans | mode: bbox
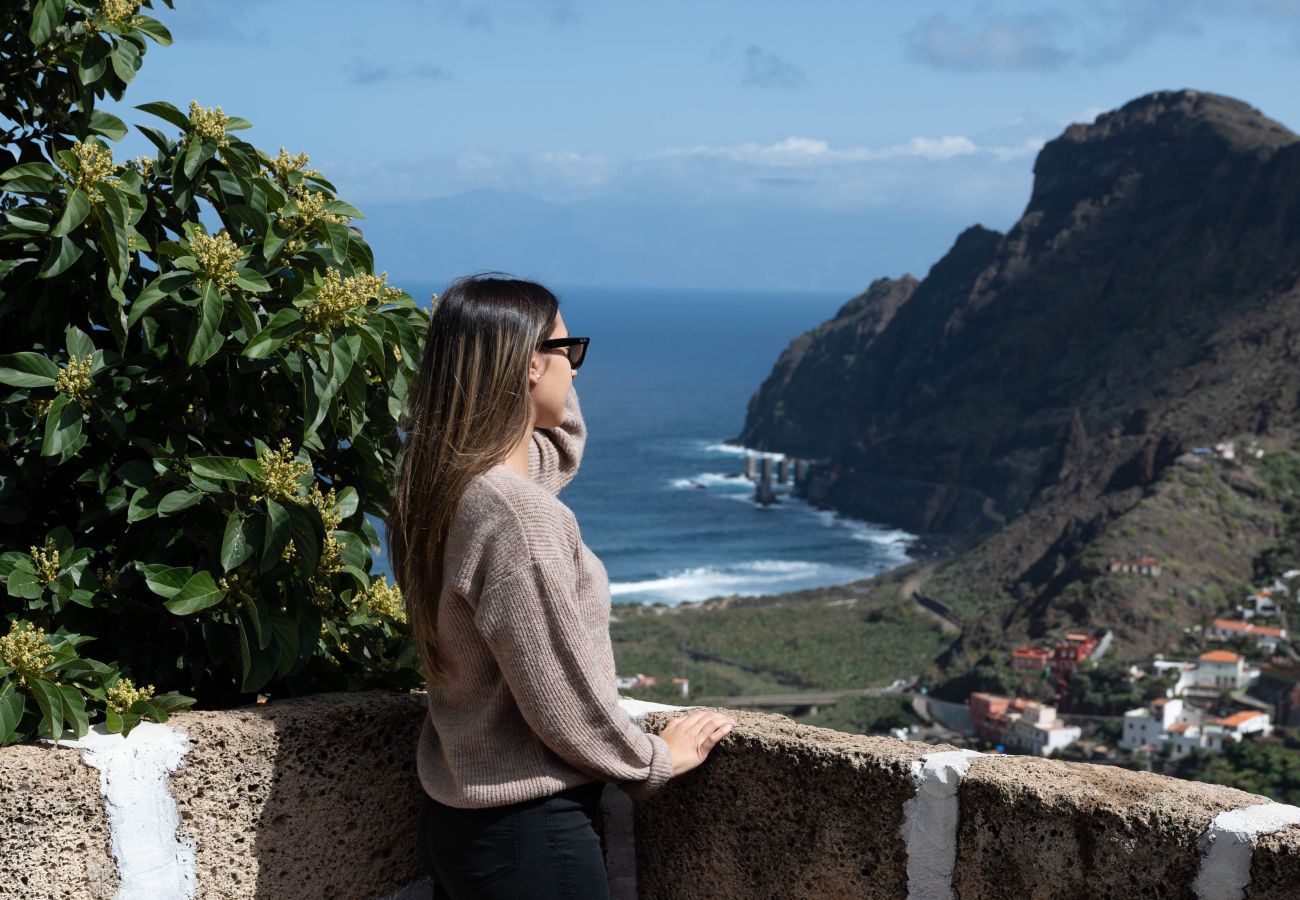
[418,781,610,900]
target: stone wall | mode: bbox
[1,690,1298,899]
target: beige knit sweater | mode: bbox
[415,386,674,808]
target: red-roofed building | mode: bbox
[1208,618,1287,651]
[1121,695,1272,758]
[1205,709,1273,745]
[1053,632,1099,679]
[968,692,1080,755]
[1194,650,1254,691]
[1012,646,1053,671]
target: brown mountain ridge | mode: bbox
[734,88,1300,669]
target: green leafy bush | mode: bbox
[0,0,426,744]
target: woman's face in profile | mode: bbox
[530,310,576,429]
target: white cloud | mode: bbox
[656,134,1043,166]
[324,128,1048,221]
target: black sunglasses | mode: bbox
[538,336,589,371]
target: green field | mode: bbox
[610,577,953,714]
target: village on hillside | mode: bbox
[909,563,1300,768]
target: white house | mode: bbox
[1237,589,1280,619]
[1205,710,1273,744]
[1121,698,1202,751]
[1000,701,1082,756]
[1193,650,1258,691]
[1120,697,1272,759]
[1208,618,1287,651]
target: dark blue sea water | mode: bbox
[370,282,914,606]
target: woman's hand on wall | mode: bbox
[660,709,736,779]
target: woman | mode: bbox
[387,274,736,899]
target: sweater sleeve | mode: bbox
[527,386,586,495]
[473,556,675,799]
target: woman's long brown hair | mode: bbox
[387,273,559,683]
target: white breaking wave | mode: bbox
[610,558,878,606]
[668,470,915,555]
[667,471,753,490]
[699,440,786,460]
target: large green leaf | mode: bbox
[79,36,113,84]
[128,269,196,327]
[132,15,173,45]
[109,38,142,84]
[270,612,299,681]
[65,325,94,361]
[220,510,254,572]
[142,564,193,599]
[127,483,171,523]
[0,352,59,387]
[1,161,58,182]
[51,190,91,237]
[187,281,225,366]
[38,235,83,278]
[57,684,89,740]
[135,100,192,131]
[6,205,54,233]
[41,394,83,458]
[29,0,66,45]
[158,490,203,516]
[243,591,271,650]
[284,501,323,575]
[163,571,225,615]
[0,684,27,745]
[243,307,303,358]
[29,678,64,742]
[189,456,250,483]
[88,109,128,141]
[237,610,277,693]
[261,499,290,572]
[233,267,270,293]
[6,565,44,600]
[183,137,217,180]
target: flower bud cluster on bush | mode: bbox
[0,0,428,744]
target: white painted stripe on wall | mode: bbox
[617,696,694,723]
[55,722,196,900]
[1193,801,1300,900]
[898,748,984,900]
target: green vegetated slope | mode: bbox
[922,444,1300,696]
[609,578,951,706]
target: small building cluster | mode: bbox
[1011,628,1113,692]
[1117,573,1300,759]
[616,673,690,698]
[1190,440,1265,463]
[1149,649,1264,695]
[969,693,1082,756]
[1108,556,1163,576]
[1207,618,1287,652]
[1120,696,1272,759]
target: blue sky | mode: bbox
[103,0,1300,291]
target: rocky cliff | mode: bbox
[735,89,1300,663]
[737,89,1300,539]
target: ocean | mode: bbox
[369,281,914,606]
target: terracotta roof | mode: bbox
[1213,619,1284,637]
[1152,698,1170,706]
[1200,650,1242,663]
[1209,711,1267,727]
[1167,723,1191,733]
